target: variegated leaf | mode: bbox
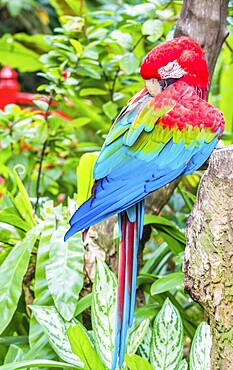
[190,322,212,370]
[177,359,188,370]
[150,298,183,370]
[137,327,152,361]
[92,258,117,369]
[30,305,83,368]
[46,226,84,321]
[128,319,150,355]
[29,204,56,357]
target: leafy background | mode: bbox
[0,0,232,369]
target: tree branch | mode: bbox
[184,145,233,369]
[174,0,229,80]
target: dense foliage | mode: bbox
[0,0,232,369]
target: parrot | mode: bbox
[65,36,225,369]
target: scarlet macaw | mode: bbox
[65,36,224,369]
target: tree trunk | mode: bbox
[174,0,229,80]
[184,146,233,369]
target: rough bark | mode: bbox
[174,0,229,80]
[184,146,233,369]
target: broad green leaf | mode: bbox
[150,299,183,370]
[30,305,83,368]
[0,223,43,335]
[49,0,77,16]
[0,208,30,232]
[46,227,84,321]
[103,101,118,120]
[74,98,107,131]
[14,33,51,54]
[92,259,117,368]
[0,359,77,369]
[128,320,150,356]
[77,152,98,206]
[110,30,132,50]
[80,88,108,97]
[125,354,153,370]
[190,322,212,370]
[144,214,179,227]
[0,35,43,72]
[159,231,184,255]
[12,164,36,227]
[144,214,186,245]
[33,99,49,113]
[151,272,184,295]
[177,359,188,370]
[140,243,170,275]
[70,117,91,128]
[24,334,54,361]
[142,19,163,42]
[65,0,82,14]
[0,336,28,346]
[74,293,92,317]
[70,39,83,54]
[67,324,105,370]
[120,52,139,75]
[4,344,24,364]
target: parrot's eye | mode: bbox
[158,78,179,90]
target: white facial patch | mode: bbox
[158,60,186,79]
[145,78,161,97]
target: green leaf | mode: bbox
[70,39,82,54]
[0,223,43,335]
[151,272,184,295]
[0,336,28,346]
[80,88,108,97]
[29,203,56,354]
[0,208,30,232]
[120,52,139,75]
[125,354,153,370]
[30,305,83,368]
[12,164,36,227]
[144,214,186,245]
[0,35,43,72]
[46,227,84,321]
[92,259,117,368]
[49,0,77,16]
[14,33,51,55]
[70,117,91,128]
[65,0,82,14]
[142,19,163,42]
[150,299,183,370]
[77,152,99,206]
[0,359,77,369]
[190,322,212,370]
[67,324,106,370]
[128,320,150,356]
[102,101,118,120]
[33,99,49,113]
[74,293,92,317]
[34,208,56,305]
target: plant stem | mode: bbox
[34,95,53,212]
